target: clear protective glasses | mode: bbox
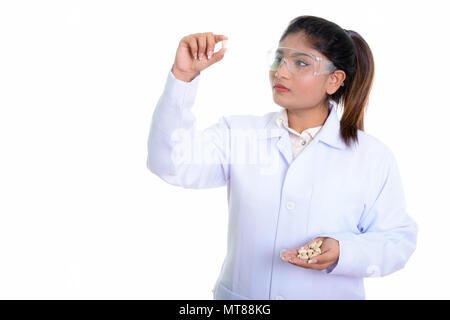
[267,46,337,77]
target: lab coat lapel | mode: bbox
[276,130,293,165]
[315,102,347,151]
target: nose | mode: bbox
[275,57,290,77]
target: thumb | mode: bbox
[210,48,227,63]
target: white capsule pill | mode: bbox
[222,40,227,49]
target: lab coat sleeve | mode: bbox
[146,66,230,189]
[318,148,418,277]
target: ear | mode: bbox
[326,70,346,95]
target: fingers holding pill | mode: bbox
[195,32,228,61]
[172,32,228,82]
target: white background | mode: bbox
[0,0,448,299]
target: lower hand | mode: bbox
[280,237,340,271]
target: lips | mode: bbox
[273,83,289,90]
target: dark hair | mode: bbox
[279,15,375,148]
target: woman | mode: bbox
[147,15,418,300]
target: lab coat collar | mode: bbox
[264,101,347,150]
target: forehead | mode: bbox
[279,32,323,58]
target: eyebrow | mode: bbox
[276,48,312,57]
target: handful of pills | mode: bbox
[297,240,323,264]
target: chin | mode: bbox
[273,95,294,106]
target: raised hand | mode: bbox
[172,32,228,82]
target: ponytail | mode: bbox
[340,30,375,148]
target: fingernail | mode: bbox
[194,53,197,60]
[199,53,203,61]
[309,259,317,264]
[207,50,212,59]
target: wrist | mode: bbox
[171,65,199,82]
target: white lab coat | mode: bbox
[147,69,418,300]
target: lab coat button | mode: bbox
[286,201,295,210]
[275,295,285,300]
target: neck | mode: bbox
[286,101,330,133]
